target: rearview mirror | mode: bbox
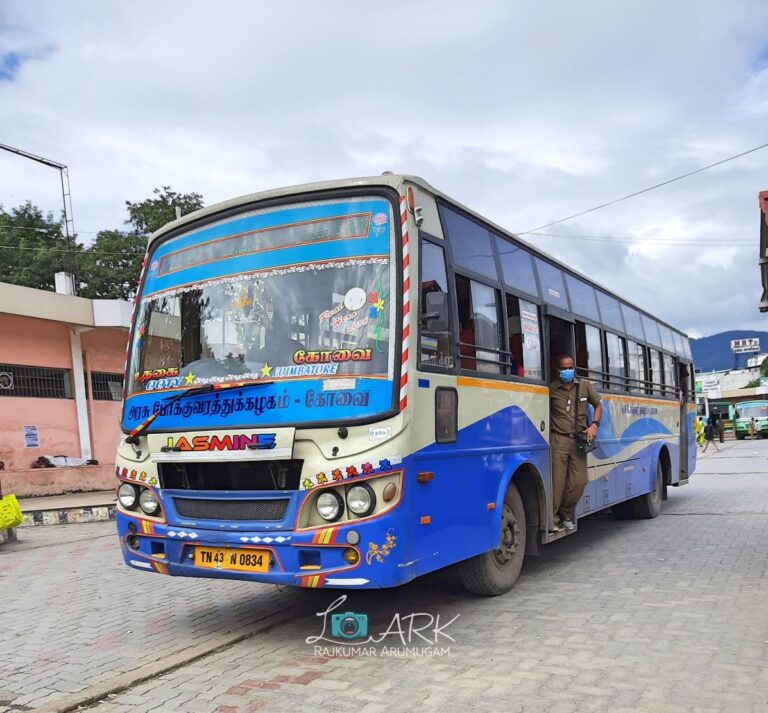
[423,291,449,332]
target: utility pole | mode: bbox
[0,143,75,239]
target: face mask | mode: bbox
[559,368,575,383]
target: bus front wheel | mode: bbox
[457,482,526,596]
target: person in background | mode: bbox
[716,417,725,444]
[702,418,721,453]
[749,417,757,440]
[694,416,705,447]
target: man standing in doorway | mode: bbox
[549,355,602,532]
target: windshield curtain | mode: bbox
[124,195,398,431]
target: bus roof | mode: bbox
[147,173,690,344]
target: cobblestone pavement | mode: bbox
[1,440,767,713]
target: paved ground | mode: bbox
[1,440,767,713]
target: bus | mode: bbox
[733,400,768,439]
[114,174,696,596]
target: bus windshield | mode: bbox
[735,404,768,419]
[123,196,397,431]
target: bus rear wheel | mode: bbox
[457,482,526,596]
[612,458,664,520]
[632,459,664,519]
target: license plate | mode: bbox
[194,546,270,572]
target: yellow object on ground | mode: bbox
[0,494,23,530]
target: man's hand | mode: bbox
[585,424,598,443]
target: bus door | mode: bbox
[678,362,691,480]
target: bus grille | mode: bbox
[173,498,289,521]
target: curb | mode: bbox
[35,609,293,713]
[21,504,115,528]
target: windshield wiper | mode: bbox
[125,379,274,444]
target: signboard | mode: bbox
[731,338,760,354]
[695,377,720,398]
[23,425,39,449]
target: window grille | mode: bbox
[0,364,73,399]
[90,372,124,401]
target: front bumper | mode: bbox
[116,510,406,589]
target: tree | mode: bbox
[125,186,204,235]
[0,202,84,290]
[78,230,148,300]
[0,187,205,299]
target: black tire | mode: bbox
[611,500,635,520]
[736,433,745,440]
[457,482,526,596]
[632,458,664,519]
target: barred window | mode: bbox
[0,364,73,399]
[90,372,124,401]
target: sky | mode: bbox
[1,0,767,338]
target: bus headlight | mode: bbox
[118,483,138,509]
[139,488,161,516]
[316,491,344,521]
[346,483,376,517]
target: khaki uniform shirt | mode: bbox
[549,378,601,436]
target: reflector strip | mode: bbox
[400,196,410,412]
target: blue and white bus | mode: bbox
[114,174,696,595]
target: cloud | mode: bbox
[0,0,767,337]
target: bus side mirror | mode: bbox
[423,292,449,332]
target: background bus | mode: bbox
[114,174,695,596]
[733,400,768,439]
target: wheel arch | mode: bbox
[509,462,546,556]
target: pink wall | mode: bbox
[0,398,81,470]
[81,328,128,372]
[1,464,116,497]
[0,315,128,493]
[0,314,72,367]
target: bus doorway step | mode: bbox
[542,525,578,544]
[672,478,690,487]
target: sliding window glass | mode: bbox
[605,332,626,390]
[648,349,663,396]
[419,240,453,369]
[627,340,646,393]
[575,321,603,384]
[455,274,502,374]
[506,295,542,379]
[663,353,676,398]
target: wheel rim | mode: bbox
[493,503,521,565]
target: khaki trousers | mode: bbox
[551,433,588,522]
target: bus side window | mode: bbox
[506,295,542,379]
[575,321,603,384]
[663,353,676,399]
[455,274,502,374]
[627,340,645,393]
[419,239,454,370]
[649,349,663,396]
[605,332,627,391]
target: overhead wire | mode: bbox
[518,141,768,234]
